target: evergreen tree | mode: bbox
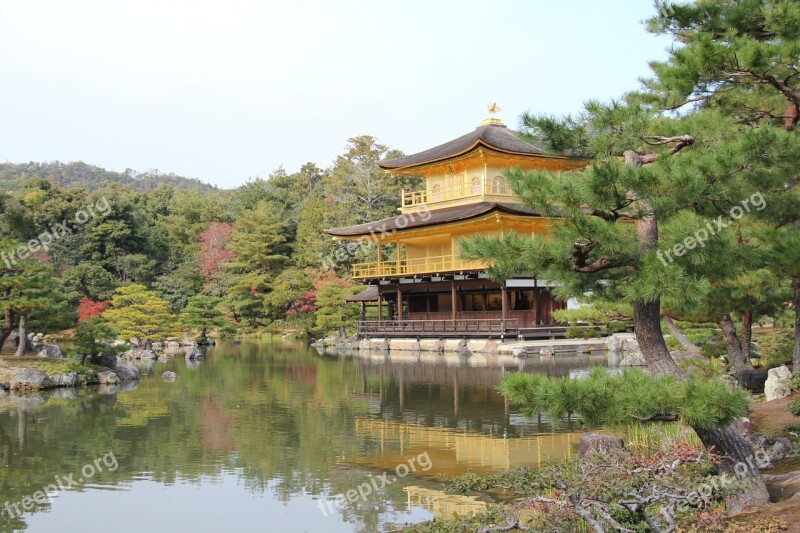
[222,201,289,325]
[315,284,360,337]
[103,284,174,349]
[74,316,117,365]
[179,294,228,343]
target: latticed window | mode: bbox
[431,183,442,201]
[470,176,481,195]
[492,175,507,194]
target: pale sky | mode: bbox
[0,1,672,189]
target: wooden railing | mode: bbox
[401,176,514,208]
[358,319,518,337]
[351,254,486,279]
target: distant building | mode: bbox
[326,110,587,339]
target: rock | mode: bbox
[114,364,140,382]
[576,344,592,355]
[119,349,156,361]
[765,365,793,401]
[129,337,140,347]
[539,346,555,357]
[579,433,624,460]
[606,335,622,353]
[162,371,178,382]
[744,432,795,462]
[620,352,647,367]
[0,382,9,391]
[185,346,203,360]
[94,354,118,368]
[151,341,164,351]
[36,344,64,359]
[10,368,53,390]
[181,333,195,346]
[166,341,181,350]
[731,417,753,437]
[97,370,120,385]
[51,372,78,387]
[0,388,6,398]
[734,368,768,393]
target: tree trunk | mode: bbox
[793,277,800,372]
[721,313,750,371]
[693,425,770,514]
[740,310,752,360]
[663,315,700,352]
[14,315,27,357]
[633,301,684,376]
[0,304,13,353]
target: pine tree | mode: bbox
[75,316,117,365]
[179,294,228,343]
[222,201,289,325]
[103,284,174,349]
[315,284,359,337]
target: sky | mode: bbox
[0,0,673,189]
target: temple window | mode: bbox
[492,175,507,194]
[431,183,442,201]
[470,176,481,195]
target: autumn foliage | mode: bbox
[198,222,236,281]
[76,296,109,322]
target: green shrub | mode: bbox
[565,326,598,339]
[754,329,794,369]
[788,400,800,418]
[700,336,726,359]
[793,372,800,392]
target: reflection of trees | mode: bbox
[0,342,584,532]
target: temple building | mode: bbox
[325,108,588,339]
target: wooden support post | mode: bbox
[396,284,403,322]
[377,291,382,323]
[451,280,457,321]
[501,282,507,338]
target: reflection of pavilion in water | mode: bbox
[343,352,602,476]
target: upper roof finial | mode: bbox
[479,102,505,127]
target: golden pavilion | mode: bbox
[325,107,587,339]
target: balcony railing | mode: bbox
[358,318,518,337]
[401,176,514,208]
[351,253,486,279]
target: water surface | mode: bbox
[0,342,607,532]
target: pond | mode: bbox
[0,341,609,532]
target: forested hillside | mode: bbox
[0,161,218,193]
[0,135,414,348]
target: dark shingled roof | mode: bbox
[344,286,379,302]
[379,123,546,170]
[324,202,541,237]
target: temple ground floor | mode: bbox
[349,275,571,340]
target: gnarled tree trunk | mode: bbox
[720,313,750,371]
[14,314,28,357]
[740,310,752,360]
[663,314,700,352]
[693,425,770,513]
[633,300,683,375]
[0,304,13,353]
[793,277,800,372]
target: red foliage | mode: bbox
[198,222,236,280]
[286,291,318,315]
[76,297,109,322]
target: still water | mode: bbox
[0,341,607,533]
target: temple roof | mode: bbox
[378,123,546,170]
[324,202,541,237]
[344,285,379,302]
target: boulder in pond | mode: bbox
[36,344,64,359]
[114,364,140,381]
[51,372,79,387]
[185,346,203,360]
[765,365,793,401]
[162,371,178,382]
[579,433,624,460]
[97,370,120,385]
[10,368,53,390]
[94,354,118,368]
